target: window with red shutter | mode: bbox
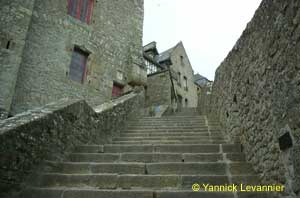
[112,83,124,98]
[68,0,93,24]
[69,47,89,83]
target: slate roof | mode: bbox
[194,73,212,87]
[155,46,175,63]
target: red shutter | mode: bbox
[68,0,93,24]
[68,0,78,17]
[86,0,93,24]
[80,0,88,22]
[112,84,123,97]
[76,0,83,19]
[67,0,72,14]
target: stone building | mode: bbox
[143,41,198,109]
[0,0,146,118]
[194,73,213,114]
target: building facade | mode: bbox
[0,0,146,118]
[144,41,198,109]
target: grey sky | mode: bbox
[143,0,262,80]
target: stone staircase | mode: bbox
[21,109,272,198]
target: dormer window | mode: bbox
[68,0,94,24]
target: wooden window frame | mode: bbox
[67,0,94,24]
[69,47,89,84]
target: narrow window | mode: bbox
[112,83,124,98]
[68,0,94,24]
[69,47,89,83]
[180,55,184,66]
[184,76,188,91]
[6,40,11,49]
[185,98,188,107]
[177,72,181,86]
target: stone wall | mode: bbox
[0,89,145,197]
[197,86,212,115]
[0,0,35,117]
[0,0,146,116]
[210,0,300,197]
[146,70,172,107]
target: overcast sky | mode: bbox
[143,0,262,80]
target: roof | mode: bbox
[143,41,159,55]
[194,73,206,81]
[155,46,176,63]
[194,73,212,86]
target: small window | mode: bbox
[185,98,188,107]
[180,55,184,66]
[183,76,188,91]
[117,71,124,81]
[68,0,94,24]
[6,40,11,49]
[112,83,124,98]
[0,37,14,50]
[69,47,89,83]
[177,72,181,86]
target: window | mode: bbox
[0,36,14,50]
[177,72,181,86]
[183,76,188,91]
[117,71,124,81]
[68,0,94,24]
[112,83,124,98]
[145,59,158,74]
[185,98,188,107]
[69,47,89,83]
[180,55,184,66]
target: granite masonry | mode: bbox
[143,41,198,109]
[146,70,172,107]
[210,0,300,197]
[0,89,145,197]
[0,0,146,117]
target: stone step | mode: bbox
[138,116,205,119]
[121,131,223,136]
[21,188,154,198]
[36,174,261,189]
[113,136,225,141]
[126,126,209,130]
[128,121,206,124]
[68,153,245,163]
[127,125,208,128]
[133,119,206,123]
[45,161,146,174]
[112,140,228,145]
[127,123,207,126]
[22,188,274,198]
[120,132,213,137]
[73,144,241,153]
[123,129,210,133]
[130,122,207,125]
[155,190,272,198]
[45,161,255,175]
